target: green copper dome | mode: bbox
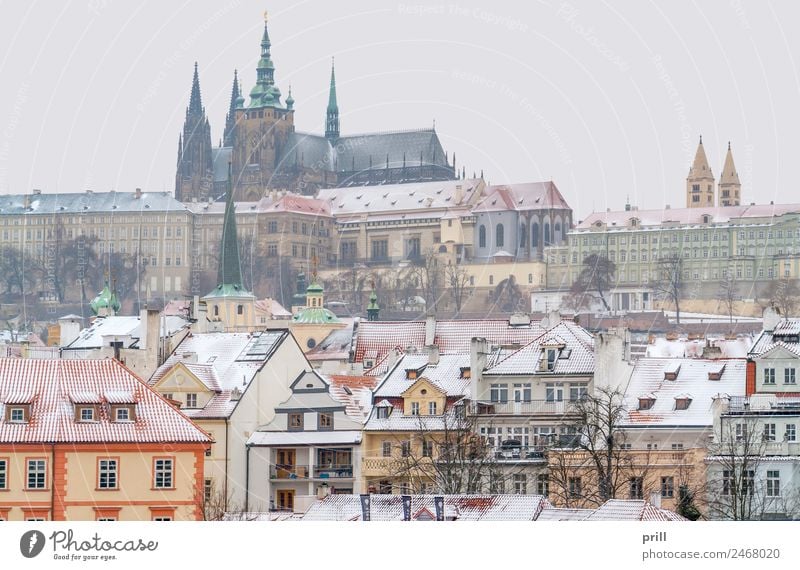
[292,307,341,324]
[90,281,121,316]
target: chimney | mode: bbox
[470,337,489,411]
[547,310,562,328]
[763,306,782,332]
[134,187,142,199]
[58,316,81,347]
[426,345,440,365]
[32,188,42,195]
[424,314,436,346]
[359,494,371,521]
[593,328,632,391]
[649,490,661,509]
[454,185,464,204]
[509,312,531,327]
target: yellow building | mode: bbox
[0,358,210,521]
[289,278,348,352]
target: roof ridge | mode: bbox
[340,127,435,138]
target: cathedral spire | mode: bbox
[224,69,240,147]
[718,141,741,207]
[217,163,244,289]
[325,57,340,140]
[188,62,203,116]
[686,135,715,208]
[249,12,282,108]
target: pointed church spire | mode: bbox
[686,135,715,208]
[224,69,240,147]
[718,141,741,206]
[217,162,244,289]
[325,57,340,140]
[249,12,282,108]
[188,62,203,116]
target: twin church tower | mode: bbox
[175,14,456,202]
[685,136,742,208]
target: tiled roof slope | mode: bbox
[0,358,209,443]
[621,358,746,427]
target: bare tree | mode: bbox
[763,278,800,318]
[718,270,739,325]
[195,478,259,521]
[546,386,650,507]
[570,254,616,312]
[492,275,526,313]
[445,262,472,314]
[653,254,685,325]
[390,404,524,494]
[410,249,443,314]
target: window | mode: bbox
[763,423,776,442]
[496,224,504,247]
[512,383,532,403]
[422,440,434,458]
[786,424,797,442]
[401,441,411,457]
[410,402,420,416]
[671,443,684,450]
[490,384,508,403]
[568,383,587,402]
[428,401,437,415]
[545,383,564,402]
[237,305,243,315]
[743,469,755,496]
[98,459,118,490]
[204,478,213,503]
[661,476,674,498]
[629,477,643,500]
[785,368,797,385]
[27,459,46,489]
[371,239,388,261]
[478,225,486,248]
[735,423,747,442]
[382,441,392,457]
[536,474,549,497]
[722,470,733,496]
[9,407,26,423]
[115,407,130,422]
[764,368,776,385]
[513,474,527,494]
[318,413,333,430]
[288,413,303,431]
[153,458,173,489]
[0,459,6,489]
[185,393,197,408]
[153,516,172,521]
[568,477,582,498]
[767,470,781,497]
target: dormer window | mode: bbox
[540,348,558,372]
[78,406,96,422]
[410,402,420,416]
[708,364,725,381]
[186,393,198,408]
[377,407,389,419]
[112,405,135,422]
[459,367,471,379]
[638,397,656,411]
[664,363,681,381]
[406,369,419,380]
[8,406,27,423]
[675,396,692,410]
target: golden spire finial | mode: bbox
[263,10,269,22]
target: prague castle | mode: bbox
[175,15,456,203]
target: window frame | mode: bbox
[660,476,674,498]
[318,412,334,431]
[0,457,7,490]
[97,458,119,491]
[152,457,175,490]
[26,458,47,490]
[288,413,304,431]
[185,393,198,408]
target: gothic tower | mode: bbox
[325,58,339,141]
[718,142,741,207]
[175,63,214,202]
[686,136,715,208]
[223,69,242,147]
[230,13,295,201]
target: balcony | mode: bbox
[475,400,571,416]
[269,464,355,480]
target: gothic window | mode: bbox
[554,222,562,242]
[544,223,551,246]
[479,225,486,248]
[531,223,539,248]
[496,224,504,248]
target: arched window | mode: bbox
[531,223,539,248]
[496,224,504,248]
[213,305,219,317]
[237,305,244,315]
[519,224,527,248]
[479,225,486,248]
[544,223,551,245]
[555,222,562,243]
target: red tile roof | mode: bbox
[0,358,210,443]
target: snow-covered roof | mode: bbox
[750,319,800,357]
[327,374,378,422]
[247,430,362,446]
[645,336,752,359]
[584,500,686,521]
[484,321,594,375]
[622,358,747,427]
[364,406,465,432]
[149,330,289,419]
[374,353,471,399]
[65,315,189,350]
[0,358,209,443]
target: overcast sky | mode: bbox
[0,1,797,219]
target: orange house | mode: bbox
[0,358,211,521]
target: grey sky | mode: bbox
[0,1,797,219]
